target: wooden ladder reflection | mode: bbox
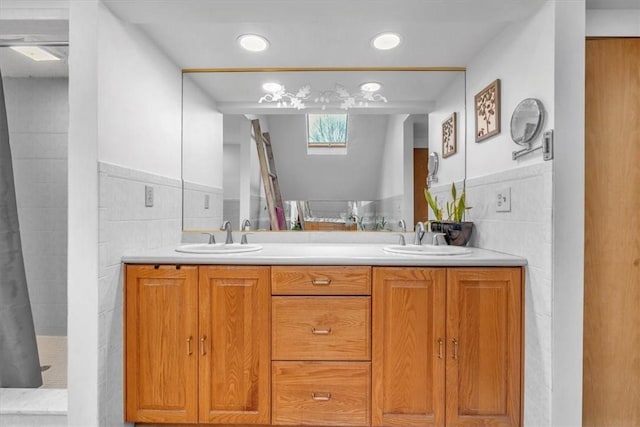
[251,119,285,230]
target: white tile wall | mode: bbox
[465,162,553,426]
[4,77,68,336]
[98,162,183,426]
[183,181,223,230]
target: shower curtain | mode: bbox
[0,69,42,387]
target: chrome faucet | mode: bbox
[414,222,426,245]
[201,232,215,244]
[432,233,448,246]
[398,219,407,232]
[220,220,233,244]
[241,219,251,231]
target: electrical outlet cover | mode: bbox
[496,187,511,212]
[204,194,210,209]
[145,185,154,207]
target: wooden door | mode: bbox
[198,266,271,424]
[125,265,198,423]
[372,267,446,426]
[414,148,429,223]
[584,38,640,426]
[446,268,522,427]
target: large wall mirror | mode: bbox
[182,68,466,232]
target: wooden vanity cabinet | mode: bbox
[126,264,522,427]
[271,266,372,426]
[372,267,522,427]
[125,265,199,423]
[125,265,271,425]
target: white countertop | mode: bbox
[122,243,526,267]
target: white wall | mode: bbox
[465,3,555,180]
[551,2,585,426]
[182,76,223,189]
[377,114,407,200]
[4,77,68,336]
[96,4,182,180]
[69,1,185,425]
[586,9,640,36]
[461,2,558,425]
[268,114,388,201]
[223,144,241,199]
[68,1,100,424]
[428,73,466,186]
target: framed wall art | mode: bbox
[475,79,501,142]
[442,112,457,158]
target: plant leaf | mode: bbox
[451,182,457,201]
[424,188,443,222]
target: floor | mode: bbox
[36,336,67,389]
[0,336,68,425]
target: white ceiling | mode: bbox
[0,19,68,77]
[104,0,547,112]
[187,70,462,114]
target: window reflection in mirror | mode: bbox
[181,69,467,231]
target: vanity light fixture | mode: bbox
[237,34,270,52]
[371,32,401,50]
[359,82,382,92]
[262,82,283,93]
[10,46,61,61]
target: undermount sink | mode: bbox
[175,243,263,254]
[384,244,472,256]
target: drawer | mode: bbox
[272,266,371,295]
[272,297,371,361]
[272,361,371,426]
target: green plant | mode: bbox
[424,182,471,222]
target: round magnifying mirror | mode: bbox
[510,98,544,146]
[428,151,439,180]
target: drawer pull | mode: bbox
[312,278,332,286]
[438,338,444,359]
[200,336,207,356]
[311,392,332,401]
[187,336,193,355]
[452,338,458,360]
[311,327,332,335]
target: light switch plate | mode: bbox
[496,187,511,212]
[145,185,154,207]
[204,194,210,210]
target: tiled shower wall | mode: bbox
[465,162,553,426]
[5,77,68,336]
[97,162,185,426]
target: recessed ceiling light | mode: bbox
[372,33,401,50]
[237,34,270,52]
[262,82,282,93]
[360,82,382,92]
[10,46,61,61]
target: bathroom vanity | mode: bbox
[123,244,525,427]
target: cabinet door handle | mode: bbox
[311,327,332,335]
[311,392,331,401]
[187,336,193,355]
[438,338,444,359]
[452,338,458,360]
[200,336,207,356]
[312,278,331,286]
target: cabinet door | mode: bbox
[125,265,198,423]
[446,268,522,427]
[372,267,446,426]
[198,266,271,424]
